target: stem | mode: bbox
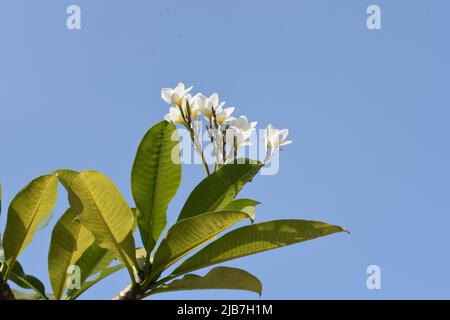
[233,136,238,163]
[187,125,210,176]
[206,124,220,170]
[222,129,227,166]
[113,283,143,300]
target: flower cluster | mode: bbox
[162,82,292,174]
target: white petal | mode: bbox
[279,129,289,140]
[175,82,185,93]
[240,115,249,123]
[161,88,173,104]
[195,93,207,107]
[280,140,293,147]
[209,93,219,107]
[224,107,235,117]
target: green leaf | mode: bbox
[149,211,250,281]
[147,267,262,297]
[68,248,146,300]
[3,174,58,278]
[74,242,114,284]
[131,120,181,257]
[12,289,41,300]
[69,171,139,280]
[9,261,48,300]
[54,169,117,299]
[54,169,78,190]
[48,208,95,300]
[68,264,124,300]
[172,219,347,277]
[178,160,262,221]
[66,242,114,299]
[224,199,260,222]
[54,169,80,211]
[66,228,143,299]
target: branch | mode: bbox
[0,279,15,300]
[113,284,144,300]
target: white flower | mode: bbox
[230,116,257,133]
[164,107,184,125]
[161,82,193,106]
[164,94,199,125]
[226,127,253,148]
[195,93,224,119]
[216,107,235,125]
[181,94,200,120]
[264,124,292,157]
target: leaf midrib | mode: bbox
[79,177,135,279]
[148,127,167,244]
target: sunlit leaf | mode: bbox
[147,267,262,297]
[172,219,347,277]
[178,159,262,221]
[131,120,181,258]
[3,175,58,278]
[68,171,139,280]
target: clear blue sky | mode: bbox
[1,0,449,299]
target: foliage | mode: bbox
[0,83,347,300]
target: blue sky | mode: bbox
[1,0,449,299]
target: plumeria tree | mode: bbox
[0,83,347,300]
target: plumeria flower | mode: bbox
[164,94,199,125]
[161,82,193,107]
[230,116,257,133]
[182,94,200,120]
[264,124,292,159]
[195,93,225,119]
[164,107,184,125]
[226,127,253,148]
[216,107,235,125]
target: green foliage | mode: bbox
[2,175,58,279]
[48,208,94,300]
[131,120,181,262]
[146,267,262,297]
[171,220,347,278]
[146,210,251,285]
[0,120,347,300]
[224,199,260,222]
[9,261,48,300]
[65,171,140,280]
[66,242,114,299]
[178,160,262,221]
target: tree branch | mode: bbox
[0,279,15,300]
[113,284,144,300]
